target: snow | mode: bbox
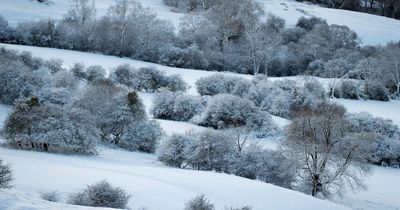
[332,99,400,127]
[1,0,400,46]
[339,166,400,210]
[0,146,351,210]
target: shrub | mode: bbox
[248,79,294,118]
[157,133,192,168]
[185,194,215,210]
[119,120,164,153]
[291,79,327,114]
[0,159,12,189]
[228,146,295,188]
[199,94,274,130]
[334,80,361,99]
[110,65,187,92]
[364,81,389,101]
[85,65,106,83]
[151,90,204,121]
[196,74,251,97]
[347,112,400,167]
[40,190,60,202]
[185,130,236,172]
[68,180,130,209]
[4,97,97,154]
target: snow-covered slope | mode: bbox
[1,0,400,46]
[1,42,400,210]
[0,146,352,210]
[0,100,348,210]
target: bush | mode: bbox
[186,130,236,172]
[228,146,295,188]
[68,180,130,209]
[347,112,400,167]
[119,120,164,153]
[110,65,187,92]
[199,94,274,130]
[4,97,97,154]
[196,74,251,97]
[0,159,12,189]
[85,65,106,83]
[185,194,215,210]
[157,133,192,168]
[291,79,327,114]
[40,190,60,202]
[364,81,389,101]
[248,78,294,118]
[151,90,205,121]
[333,80,361,99]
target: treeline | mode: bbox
[0,0,399,98]
[296,0,400,20]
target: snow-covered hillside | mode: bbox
[1,0,400,46]
[0,145,353,210]
[0,104,350,210]
[1,43,400,210]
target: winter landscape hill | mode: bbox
[0,0,400,210]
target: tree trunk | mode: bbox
[311,174,323,196]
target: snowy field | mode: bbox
[0,43,400,210]
[1,0,400,46]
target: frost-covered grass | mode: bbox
[1,0,399,45]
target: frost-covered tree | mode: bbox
[282,102,374,196]
[185,129,236,172]
[157,133,194,168]
[247,78,294,118]
[4,97,97,154]
[73,81,147,146]
[199,94,265,129]
[244,14,283,75]
[85,65,106,83]
[119,120,164,153]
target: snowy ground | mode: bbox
[332,99,400,127]
[1,0,400,46]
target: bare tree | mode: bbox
[282,102,374,197]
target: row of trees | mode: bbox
[0,0,398,97]
[0,48,164,154]
[151,89,280,138]
[157,129,294,189]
